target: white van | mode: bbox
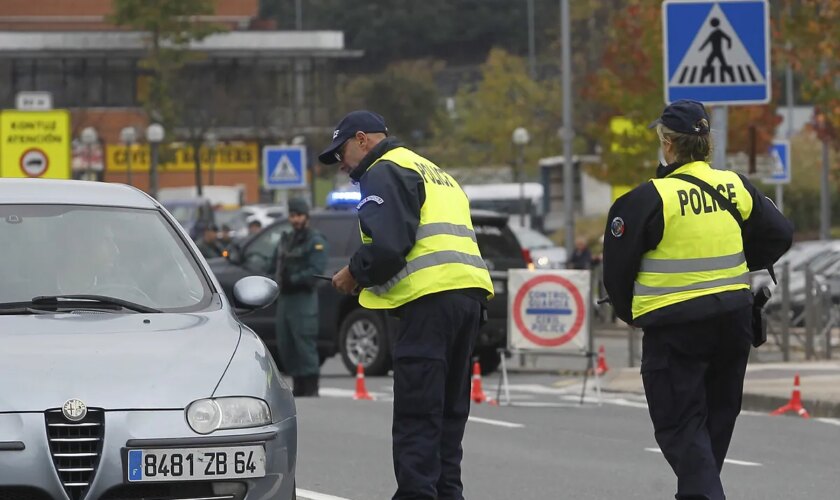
[461,182,544,229]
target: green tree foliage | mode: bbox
[429,49,563,169]
[337,59,445,142]
[110,0,224,130]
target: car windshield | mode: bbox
[512,227,556,250]
[474,221,526,270]
[0,204,212,312]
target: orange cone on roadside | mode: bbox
[470,360,495,404]
[770,373,810,419]
[596,345,609,376]
[353,363,374,401]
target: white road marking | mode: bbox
[296,489,353,500]
[318,387,390,401]
[644,448,762,467]
[468,416,525,428]
[816,418,840,427]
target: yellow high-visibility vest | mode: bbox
[358,147,494,309]
[632,161,753,320]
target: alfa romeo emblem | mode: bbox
[62,399,87,422]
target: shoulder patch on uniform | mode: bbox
[610,217,625,238]
[356,195,384,210]
[314,243,324,251]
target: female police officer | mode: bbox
[602,100,793,500]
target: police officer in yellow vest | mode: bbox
[603,100,793,500]
[320,110,493,500]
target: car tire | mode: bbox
[475,347,501,375]
[339,308,391,376]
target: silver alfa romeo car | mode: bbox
[0,179,296,500]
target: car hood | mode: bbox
[0,309,241,412]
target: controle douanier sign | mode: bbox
[0,110,71,179]
[508,270,591,352]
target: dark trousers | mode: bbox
[391,291,482,500]
[641,306,753,500]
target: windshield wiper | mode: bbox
[30,295,161,313]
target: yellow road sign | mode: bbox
[0,110,71,179]
[106,142,258,172]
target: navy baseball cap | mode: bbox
[318,110,388,164]
[648,100,711,136]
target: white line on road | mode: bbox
[296,488,353,500]
[817,418,840,427]
[468,416,525,428]
[644,448,762,467]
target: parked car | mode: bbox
[0,179,295,499]
[209,209,526,375]
[510,225,567,269]
[161,197,216,240]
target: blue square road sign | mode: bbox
[663,0,770,105]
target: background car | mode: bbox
[209,208,526,375]
[510,225,567,269]
[0,179,295,500]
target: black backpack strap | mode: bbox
[671,173,743,228]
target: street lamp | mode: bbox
[512,127,531,227]
[146,123,165,200]
[205,131,218,186]
[120,126,137,186]
[80,127,98,181]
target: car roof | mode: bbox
[0,179,158,209]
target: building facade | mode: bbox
[0,0,359,202]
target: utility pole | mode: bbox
[561,0,575,256]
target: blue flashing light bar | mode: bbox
[326,190,361,208]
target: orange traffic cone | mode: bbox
[596,345,609,376]
[470,360,495,404]
[353,363,374,401]
[770,373,810,419]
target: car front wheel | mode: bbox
[339,309,391,376]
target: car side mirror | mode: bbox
[233,276,279,311]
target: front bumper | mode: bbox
[0,410,296,500]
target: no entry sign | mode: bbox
[508,270,590,351]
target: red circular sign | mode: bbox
[19,148,49,177]
[513,274,585,347]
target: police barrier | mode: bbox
[497,269,602,406]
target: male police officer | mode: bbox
[273,198,328,397]
[603,100,793,500]
[321,110,494,500]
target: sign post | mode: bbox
[498,269,601,406]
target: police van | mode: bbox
[208,191,527,375]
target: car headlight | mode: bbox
[186,397,271,435]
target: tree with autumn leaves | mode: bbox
[584,0,781,186]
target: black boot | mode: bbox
[298,375,319,397]
[292,377,304,397]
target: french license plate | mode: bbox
[127,445,266,482]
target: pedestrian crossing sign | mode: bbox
[663,0,770,105]
[763,141,791,185]
[263,145,307,189]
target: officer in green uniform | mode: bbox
[273,198,328,397]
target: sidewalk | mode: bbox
[604,361,840,418]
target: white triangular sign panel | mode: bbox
[271,154,298,181]
[670,4,765,87]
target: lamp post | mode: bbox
[512,127,531,227]
[146,123,165,200]
[80,127,98,181]
[120,126,137,186]
[205,131,218,186]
